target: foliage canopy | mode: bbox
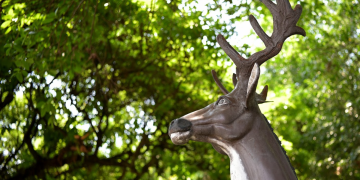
[0,0,359,179]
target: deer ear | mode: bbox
[246,63,260,108]
[256,85,268,104]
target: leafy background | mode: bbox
[0,0,359,179]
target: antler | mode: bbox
[217,0,305,71]
[210,0,305,102]
[211,70,229,94]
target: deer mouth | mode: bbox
[170,130,192,145]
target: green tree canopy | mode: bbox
[1,0,359,179]
[0,0,235,179]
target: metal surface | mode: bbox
[168,0,305,179]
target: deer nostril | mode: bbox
[177,118,192,131]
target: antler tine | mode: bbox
[249,15,272,48]
[247,0,306,66]
[211,70,229,94]
[276,0,291,9]
[216,34,246,68]
[287,5,307,37]
[261,0,277,15]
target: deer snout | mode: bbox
[168,118,192,135]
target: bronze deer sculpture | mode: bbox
[168,0,305,179]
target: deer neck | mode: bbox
[225,114,297,180]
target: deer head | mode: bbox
[168,0,305,179]
[168,64,268,155]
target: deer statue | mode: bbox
[168,0,306,179]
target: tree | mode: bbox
[0,0,234,179]
[1,0,359,179]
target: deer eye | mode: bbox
[217,98,229,105]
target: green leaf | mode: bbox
[5,27,12,34]
[48,69,58,76]
[1,20,11,29]
[1,91,9,102]
[40,109,46,117]
[43,13,56,24]
[5,46,12,56]
[14,72,23,83]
